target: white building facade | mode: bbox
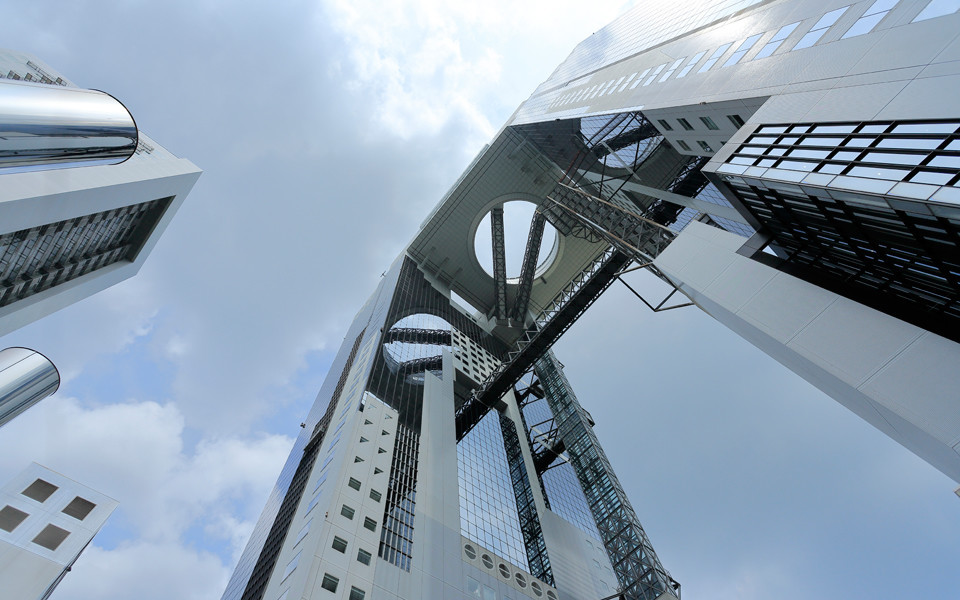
[0,463,118,600]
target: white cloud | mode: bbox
[0,396,292,596]
[54,541,229,600]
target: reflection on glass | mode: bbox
[0,80,137,168]
[794,6,850,50]
[754,22,800,59]
[913,0,960,22]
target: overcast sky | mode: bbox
[0,2,958,599]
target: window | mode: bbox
[313,471,328,493]
[676,50,706,78]
[658,119,673,131]
[293,520,311,548]
[364,419,373,425]
[348,477,361,491]
[32,524,70,551]
[349,587,366,600]
[61,496,96,520]
[321,573,339,593]
[305,492,322,516]
[357,548,372,565]
[677,118,694,131]
[378,447,387,454]
[698,140,714,152]
[363,516,377,531]
[369,489,382,502]
[332,536,348,553]
[280,551,300,583]
[467,577,482,599]
[643,63,666,85]
[913,0,960,22]
[698,42,733,72]
[700,116,719,130]
[22,479,58,503]
[374,467,383,475]
[359,436,368,443]
[677,140,692,151]
[659,57,686,82]
[728,114,746,128]
[381,430,390,436]
[794,6,849,50]
[843,0,898,38]
[354,456,364,463]
[722,33,764,67]
[754,21,800,59]
[321,453,336,471]
[0,505,28,532]
[341,504,355,520]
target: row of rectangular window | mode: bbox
[726,120,960,187]
[548,0,960,111]
[320,573,366,599]
[330,535,372,564]
[658,114,743,132]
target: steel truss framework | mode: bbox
[512,210,547,323]
[535,352,679,600]
[491,206,509,321]
[498,411,554,584]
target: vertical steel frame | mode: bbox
[535,352,678,600]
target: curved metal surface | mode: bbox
[0,80,138,168]
[0,347,60,428]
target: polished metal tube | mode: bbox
[0,347,60,428]
[0,79,138,168]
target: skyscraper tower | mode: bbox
[225,1,960,599]
[0,49,200,338]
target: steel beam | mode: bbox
[455,246,631,440]
[381,328,452,346]
[536,352,678,600]
[490,206,508,321]
[511,211,547,323]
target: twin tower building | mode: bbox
[220,1,960,600]
[1,1,958,599]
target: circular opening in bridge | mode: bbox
[473,201,558,281]
[382,313,452,385]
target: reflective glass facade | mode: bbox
[458,411,529,571]
[535,0,768,93]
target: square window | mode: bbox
[374,467,384,475]
[657,119,673,131]
[348,478,361,491]
[0,505,29,532]
[378,448,387,454]
[332,536,348,553]
[700,116,719,130]
[369,489,382,502]
[62,496,96,521]
[22,479,58,503]
[354,456,364,463]
[678,118,694,131]
[32,524,70,551]
[341,505,355,520]
[349,587,366,600]
[363,517,377,531]
[381,430,389,436]
[321,573,339,593]
[677,140,692,152]
[357,548,372,565]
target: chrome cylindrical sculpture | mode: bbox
[0,79,138,168]
[0,347,60,428]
